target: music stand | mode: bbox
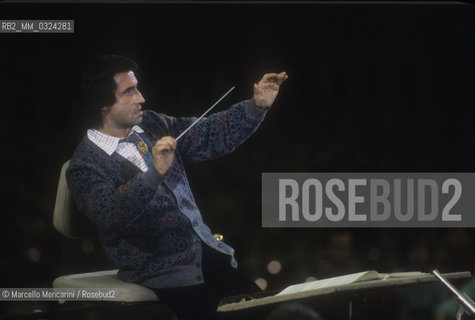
[432,269,475,319]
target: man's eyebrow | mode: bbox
[119,85,136,94]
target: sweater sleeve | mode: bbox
[160,99,267,164]
[66,159,164,233]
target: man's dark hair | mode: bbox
[80,54,138,129]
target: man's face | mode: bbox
[101,71,146,132]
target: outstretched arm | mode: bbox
[151,72,288,163]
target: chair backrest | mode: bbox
[53,160,97,239]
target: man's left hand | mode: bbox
[253,72,288,109]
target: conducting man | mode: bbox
[67,55,287,319]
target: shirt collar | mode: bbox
[132,125,144,134]
[87,125,144,155]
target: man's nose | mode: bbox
[136,90,146,104]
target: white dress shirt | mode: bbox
[87,125,149,172]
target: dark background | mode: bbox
[0,2,474,319]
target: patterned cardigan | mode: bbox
[66,99,267,288]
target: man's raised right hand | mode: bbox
[152,136,176,175]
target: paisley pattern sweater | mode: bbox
[66,99,267,288]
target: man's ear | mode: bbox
[100,106,110,127]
